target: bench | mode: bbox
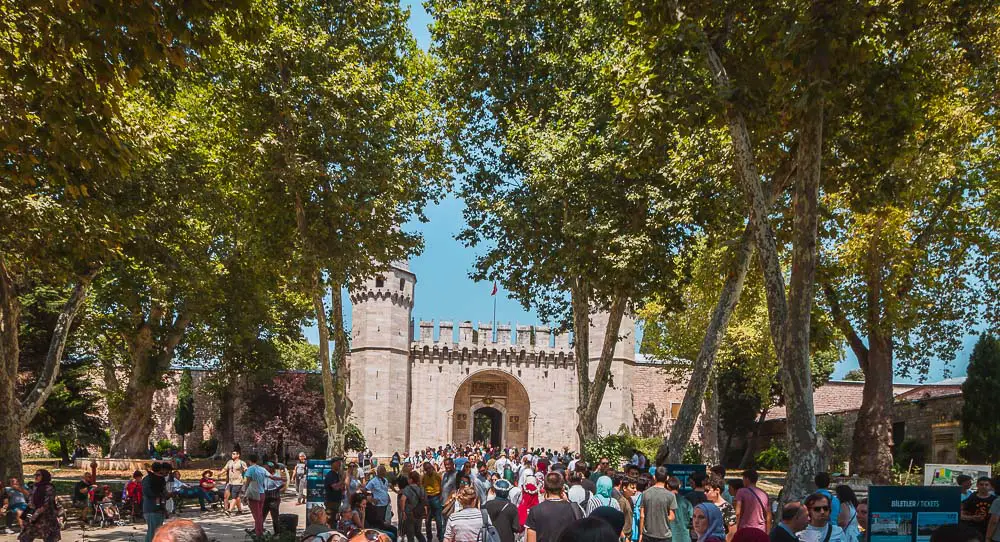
[54,495,81,530]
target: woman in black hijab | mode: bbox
[18,469,60,542]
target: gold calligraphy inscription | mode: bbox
[471,381,508,397]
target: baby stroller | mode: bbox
[89,486,125,528]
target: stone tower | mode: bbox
[348,260,415,455]
[588,309,636,435]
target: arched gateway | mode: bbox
[452,370,530,448]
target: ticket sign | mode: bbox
[664,464,707,493]
[868,486,960,542]
[306,459,333,526]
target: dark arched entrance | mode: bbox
[473,407,503,447]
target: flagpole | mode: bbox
[492,281,498,342]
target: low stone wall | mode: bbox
[74,458,151,473]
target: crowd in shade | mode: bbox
[5,442,999,542]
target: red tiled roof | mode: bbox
[764,381,917,421]
[894,385,963,402]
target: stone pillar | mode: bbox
[438,321,454,345]
[497,324,512,345]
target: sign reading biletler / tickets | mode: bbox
[868,486,961,542]
[306,459,332,526]
[664,464,707,493]
[924,464,992,487]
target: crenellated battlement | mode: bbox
[411,320,575,366]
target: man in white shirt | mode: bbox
[517,456,535,488]
[567,453,580,473]
[797,493,845,542]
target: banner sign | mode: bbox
[868,485,960,542]
[306,459,333,526]
[924,464,992,487]
[664,464,707,493]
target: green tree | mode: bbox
[961,334,1000,463]
[173,369,195,452]
[842,370,865,382]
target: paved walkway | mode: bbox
[0,495,309,542]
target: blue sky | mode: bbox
[305,0,980,385]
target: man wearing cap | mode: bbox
[485,480,520,542]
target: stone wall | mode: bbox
[627,363,699,441]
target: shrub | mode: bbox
[155,438,175,455]
[893,438,926,469]
[199,438,219,457]
[755,441,789,470]
[43,437,63,459]
[682,443,703,464]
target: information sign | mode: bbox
[924,464,992,487]
[306,459,332,526]
[664,464,707,492]
[868,485,960,542]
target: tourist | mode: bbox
[4,477,30,532]
[732,528,769,542]
[693,503,727,542]
[400,471,429,542]
[244,453,269,536]
[577,463,597,494]
[958,475,975,502]
[812,474,840,522]
[668,476,694,542]
[567,472,591,509]
[796,493,845,542]
[524,473,580,542]
[295,452,309,505]
[16,470,59,542]
[263,462,285,532]
[592,459,611,483]
[617,476,637,541]
[706,476,737,540]
[711,467,733,505]
[631,474,652,542]
[834,486,860,542]
[687,473,709,508]
[151,518,209,542]
[443,487,488,542]
[222,448,247,516]
[473,462,492,505]
[423,461,445,541]
[353,492,370,532]
[367,466,392,527]
[303,507,336,541]
[167,470,209,512]
[142,462,170,542]
[735,469,771,533]
[770,503,808,542]
[339,505,362,535]
[556,517,619,542]
[518,482,541,529]
[485,480,519,542]
[126,470,145,520]
[518,456,535,488]
[961,476,996,540]
[326,458,347,521]
[855,500,867,541]
[640,466,678,542]
[986,490,1000,542]
[71,471,94,523]
[586,476,621,516]
[392,452,402,476]
[199,470,219,505]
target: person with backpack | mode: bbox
[524,472,582,542]
[485,480,520,542]
[796,493,845,542]
[400,471,429,542]
[443,487,494,542]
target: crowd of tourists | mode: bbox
[3,443,999,542]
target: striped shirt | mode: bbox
[585,495,622,516]
[443,507,488,542]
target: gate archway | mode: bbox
[452,370,530,448]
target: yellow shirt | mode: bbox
[423,471,442,497]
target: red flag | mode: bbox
[491,282,498,296]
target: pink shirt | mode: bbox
[735,486,769,531]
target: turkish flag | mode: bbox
[491,282,498,296]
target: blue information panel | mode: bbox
[665,464,707,493]
[306,459,333,526]
[868,486,961,542]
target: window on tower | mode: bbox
[375,276,385,288]
[399,278,405,291]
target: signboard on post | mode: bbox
[868,486,961,542]
[924,464,992,487]
[664,464,707,492]
[306,459,332,526]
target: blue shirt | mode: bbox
[366,476,391,506]
[244,465,268,500]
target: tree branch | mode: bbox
[822,281,869,369]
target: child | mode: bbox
[337,507,360,536]
[99,485,119,522]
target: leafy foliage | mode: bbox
[755,441,789,471]
[817,417,850,469]
[173,369,195,449]
[243,373,325,457]
[960,335,1000,462]
[681,443,703,465]
[345,423,367,453]
[842,370,865,382]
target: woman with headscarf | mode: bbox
[585,476,622,516]
[18,470,60,542]
[693,503,727,542]
[516,482,540,529]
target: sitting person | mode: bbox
[303,506,349,542]
[338,507,361,536]
[167,471,210,512]
[99,485,120,523]
[4,477,31,533]
[72,471,96,522]
[198,471,220,504]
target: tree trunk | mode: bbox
[0,260,98,481]
[666,226,753,463]
[216,382,237,457]
[571,279,593,453]
[58,435,71,466]
[852,327,894,483]
[180,433,186,453]
[110,312,190,457]
[739,409,769,468]
[701,375,720,466]
[324,282,352,458]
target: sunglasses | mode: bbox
[811,506,830,512]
